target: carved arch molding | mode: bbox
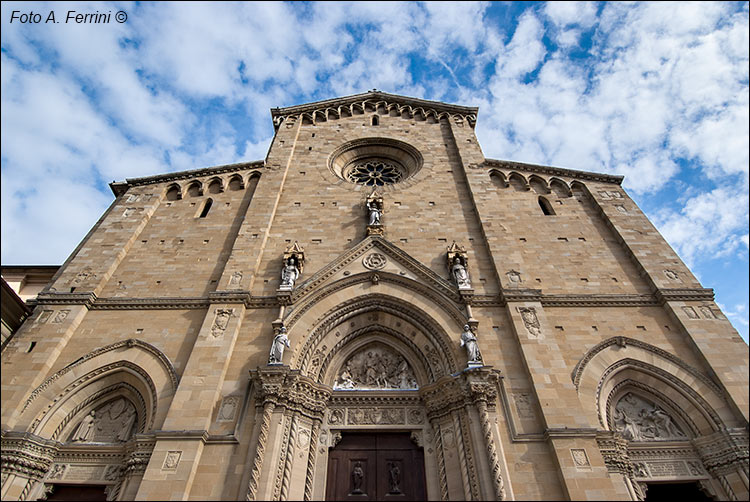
[1,339,177,501]
[243,298,509,501]
[581,338,749,501]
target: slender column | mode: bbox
[303,419,321,502]
[476,399,506,500]
[246,401,275,501]
[430,419,449,501]
[279,411,299,500]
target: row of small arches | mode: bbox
[489,170,592,216]
[279,99,475,127]
[165,172,261,201]
[489,169,584,198]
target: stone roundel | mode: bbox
[363,252,387,270]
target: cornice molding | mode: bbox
[271,90,478,123]
[109,161,266,195]
[484,158,624,185]
[655,288,715,303]
[28,289,718,311]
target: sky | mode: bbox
[1,1,748,342]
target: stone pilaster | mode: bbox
[134,303,245,500]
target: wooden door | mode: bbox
[43,484,108,501]
[326,433,426,501]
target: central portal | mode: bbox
[325,432,427,501]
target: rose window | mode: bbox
[345,159,405,186]
[328,138,423,188]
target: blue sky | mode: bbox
[1,1,748,341]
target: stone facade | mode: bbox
[1,91,747,501]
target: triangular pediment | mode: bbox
[288,236,460,305]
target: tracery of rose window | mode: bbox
[344,159,405,186]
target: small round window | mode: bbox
[344,159,406,186]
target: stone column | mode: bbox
[242,368,329,502]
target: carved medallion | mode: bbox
[363,252,387,270]
[517,307,541,338]
[347,407,405,425]
[162,451,181,470]
[329,409,344,425]
[218,396,240,422]
[211,308,233,337]
[682,306,699,319]
[47,464,67,480]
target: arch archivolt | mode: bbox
[574,338,748,500]
[289,289,463,381]
[573,337,735,433]
[17,339,178,435]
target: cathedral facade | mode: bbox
[1,91,747,501]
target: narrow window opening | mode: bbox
[27,342,36,353]
[371,115,379,126]
[539,196,556,215]
[199,198,213,218]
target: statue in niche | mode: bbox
[72,411,97,442]
[334,345,417,390]
[452,256,471,288]
[460,324,481,364]
[269,326,290,365]
[351,462,364,494]
[280,256,300,289]
[367,199,382,226]
[613,392,685,441]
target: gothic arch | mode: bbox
[16,339,178,436]
[508,172,529,191]
[528,175,550,194]
[288,289,463,383]
[573,337,739,435]
[320,329,428,388]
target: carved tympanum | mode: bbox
[334,345,417,390]
[69,398,137,443]
[613,393,686,441]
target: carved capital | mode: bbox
[693,428,749,477]
[250,367,332,418]
[0,433,60,480]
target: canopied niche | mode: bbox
[333,343,417,390]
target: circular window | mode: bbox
[344,159,405,186]
[329,138,423,187]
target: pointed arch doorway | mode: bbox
[325,432,426,501]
